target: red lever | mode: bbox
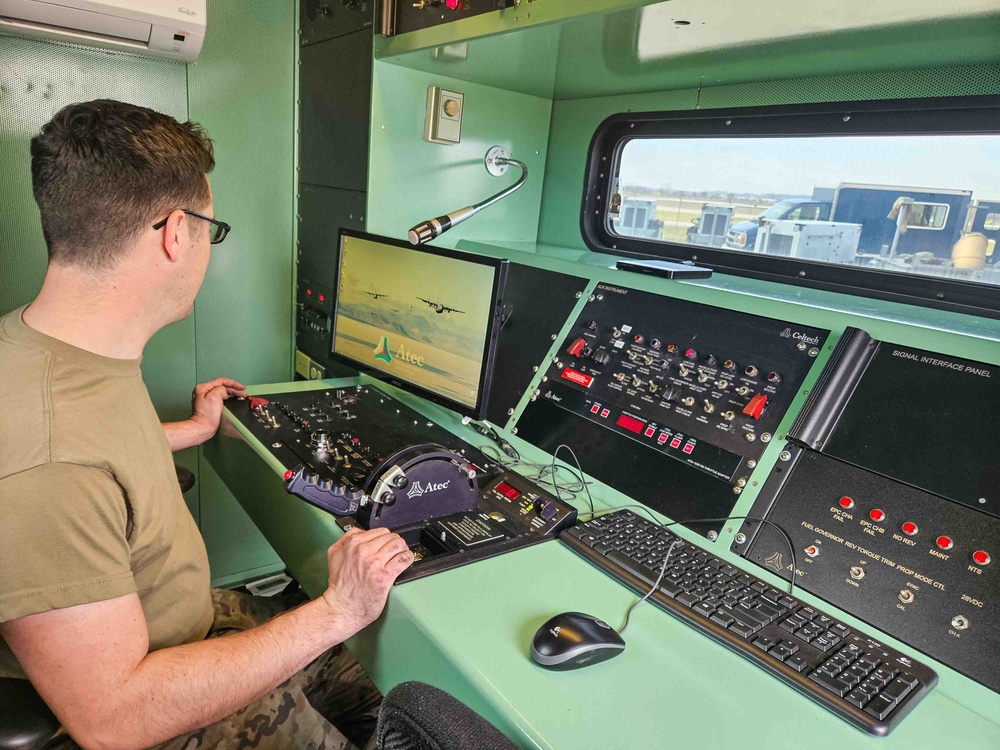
[742,393,767,420]
[566,337,587,357]
[249,397,270,410]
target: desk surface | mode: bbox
[206,377,1000,750]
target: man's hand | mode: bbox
[321,527,414,632]
[162,377,247,452]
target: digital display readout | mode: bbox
[495,481,522,500]
[616,414,645,434]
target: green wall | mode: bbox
[0,0,295,585]
[367,61,553,245]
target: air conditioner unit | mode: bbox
[0,0,206,62]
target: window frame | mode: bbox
[580,95,1000,319]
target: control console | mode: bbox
[228,385,577,583]
[517,283,828,534]
[734,329,1000,694]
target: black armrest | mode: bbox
[0,678,59,750]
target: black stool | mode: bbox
[0,678,59,750]
[377,682,519,750]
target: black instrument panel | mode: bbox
[517,282,828,534]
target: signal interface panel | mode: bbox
[735,330,1000,694]
[517,282,828,533]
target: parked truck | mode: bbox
[721,183,972,261]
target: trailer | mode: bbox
[721,183,972,261]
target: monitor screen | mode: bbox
[331,230,508,418]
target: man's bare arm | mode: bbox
[1,528,412,750]
[163,376,246,452]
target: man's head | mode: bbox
[30,100,217,320]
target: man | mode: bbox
[0,100,413,749]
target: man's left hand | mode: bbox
[163,377,247,452]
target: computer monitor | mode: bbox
[331,230,508,419]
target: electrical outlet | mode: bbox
[424,86,464,145]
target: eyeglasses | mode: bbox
[152,209,231,244]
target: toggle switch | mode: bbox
[566,338,587,357]
[742,393,768,420]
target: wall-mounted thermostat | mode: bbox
[424,87,464,145]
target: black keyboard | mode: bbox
[561,510,938,736]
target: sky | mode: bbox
[619,135,1000,199]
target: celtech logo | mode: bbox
[373,336,392,364]
[780,328,792,338]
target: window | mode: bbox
[582,97,1000,317]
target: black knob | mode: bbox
[584,320,598,331]
[704,354,717,367]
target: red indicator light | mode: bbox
[319,294,325,302]
[869,509,885,522]
[902,522,918,536]
[669,437,682,449]
[838,496,854,509]
[600,409,610,418]
[445,0,460,8]
[936,535,954,551]
[306,289,312,295]
[616,414,645,434]
[643,427,655,437]
[973,550,991,565]
[657,433,668,444]
[684,348,697,359]
[590,403,600,414]
[495,481,521,501]
[561,367,594,388]
[283,470,293,481]
[682,444,694,454]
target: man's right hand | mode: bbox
[321,527,414,632]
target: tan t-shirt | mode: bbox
[0,307,213,679]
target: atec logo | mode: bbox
[373,336,392,364]
[406,480,451,498]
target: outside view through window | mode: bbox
[611,135,1000,286]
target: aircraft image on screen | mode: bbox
[418,297,465,315]
[366,291,388,299]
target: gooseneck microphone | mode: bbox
[408,147,527,245]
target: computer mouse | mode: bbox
[529,612,626,671]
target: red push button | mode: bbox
[902,521,918,536]
[600,409,610,418]
[657,433,668,444]
[670,437,682,449]
[682,443,694,454]
[643,427,655,438]
[742,393,768,420]
[283,469,294,480]
[973,550,991,565]
[590,403,601,414]
[869,509,885,522]
[566,337,587,357]
[936,536,954,551]
[561,367,594,388]
[839,496,854,509]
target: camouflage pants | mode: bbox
[54,588,382,750]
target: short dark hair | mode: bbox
[30,99,215,270]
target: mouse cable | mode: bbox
[549,444,596,519]
[618,538,683,635]
[585,504,798,600]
